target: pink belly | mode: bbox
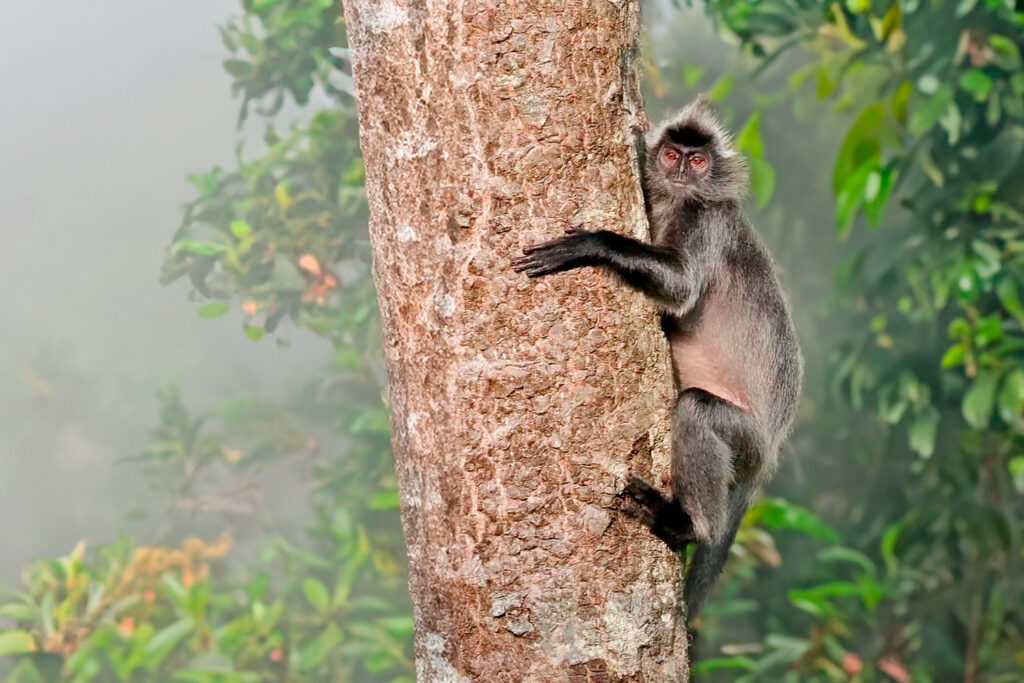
[671,340,751,412]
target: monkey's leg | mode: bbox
[684,482,751,617]
[675,390,768,616]
[513,230,698,311]
[671,389,736,543]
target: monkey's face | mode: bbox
[657,143,711,190]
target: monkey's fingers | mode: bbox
[512,246,577,277]
[511,254,553,274]
[510,254,534,270]
[520,236,571,255]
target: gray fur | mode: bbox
[512,99,803,619]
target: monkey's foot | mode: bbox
[617,477,695,553]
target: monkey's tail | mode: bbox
[683,480,752,618]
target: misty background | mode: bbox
[0,0,324,579]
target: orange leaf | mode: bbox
[117,616,136,637]
[842,652,863,676]
[298,254,321,276]
[877,656,910,683]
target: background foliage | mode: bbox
[2,3,411,681]
[1,0,1022,681]
[688,0,1024,680]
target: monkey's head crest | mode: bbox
[644,96,749,205]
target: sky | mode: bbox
[0,1,325,578]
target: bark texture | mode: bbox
[341,0,686,679]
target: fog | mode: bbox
[0,1,324,579]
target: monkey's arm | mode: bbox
[512,230,701,311]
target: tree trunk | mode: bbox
[340,0,687,679]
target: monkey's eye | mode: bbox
[661,147,680,165]
[689,154,708,169]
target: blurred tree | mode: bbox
[339,0,687,678]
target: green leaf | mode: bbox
[880,523,902,574]
[892,80,911,123]
[963,369,1001,430]
[989,35,1021,68]
[996,277,1024,321]
[862,167,893,224]
[691,656,755,674]
[941,343,966,368]
[789,581,861,604]
[302,578,331,611]
[368,490,401,510]
[145,618,193,654]
[735,111,764,159]
[955,0,979,16]
[815,64,835,99]
[1010,456,1024,495]
[908,86,954,136]
[908,407,939,458]
[0,604,38,622]
[877,2,901,39]
[938,100,962,144]
[198,302,230,318]
[973,315,1003,348]
[918,75,941,95]
[749,157,776,208]
[0,630,36,655]
[173,239,229,257]
[997,370,1024,432]
[959,69,992,102]
[229,220,252,239]
[1012,72,1024,96]
[378,616,414,639]
[834,159,875,239]
[817,546,877,576]
[706,74,734,102]
[987,91,1002,126]
[833,104,883,194]
[341,158,365,185]
[747,498,840,542]
[243,324,265,342]
[972,239,1001,273]
[682,63,706,87]
[223,59,252,78]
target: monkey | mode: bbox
[511,97,803,618]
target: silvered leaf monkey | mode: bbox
[512,97,803,616]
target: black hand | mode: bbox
[511,230,598,278]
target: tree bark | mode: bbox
[340,0,686,679]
